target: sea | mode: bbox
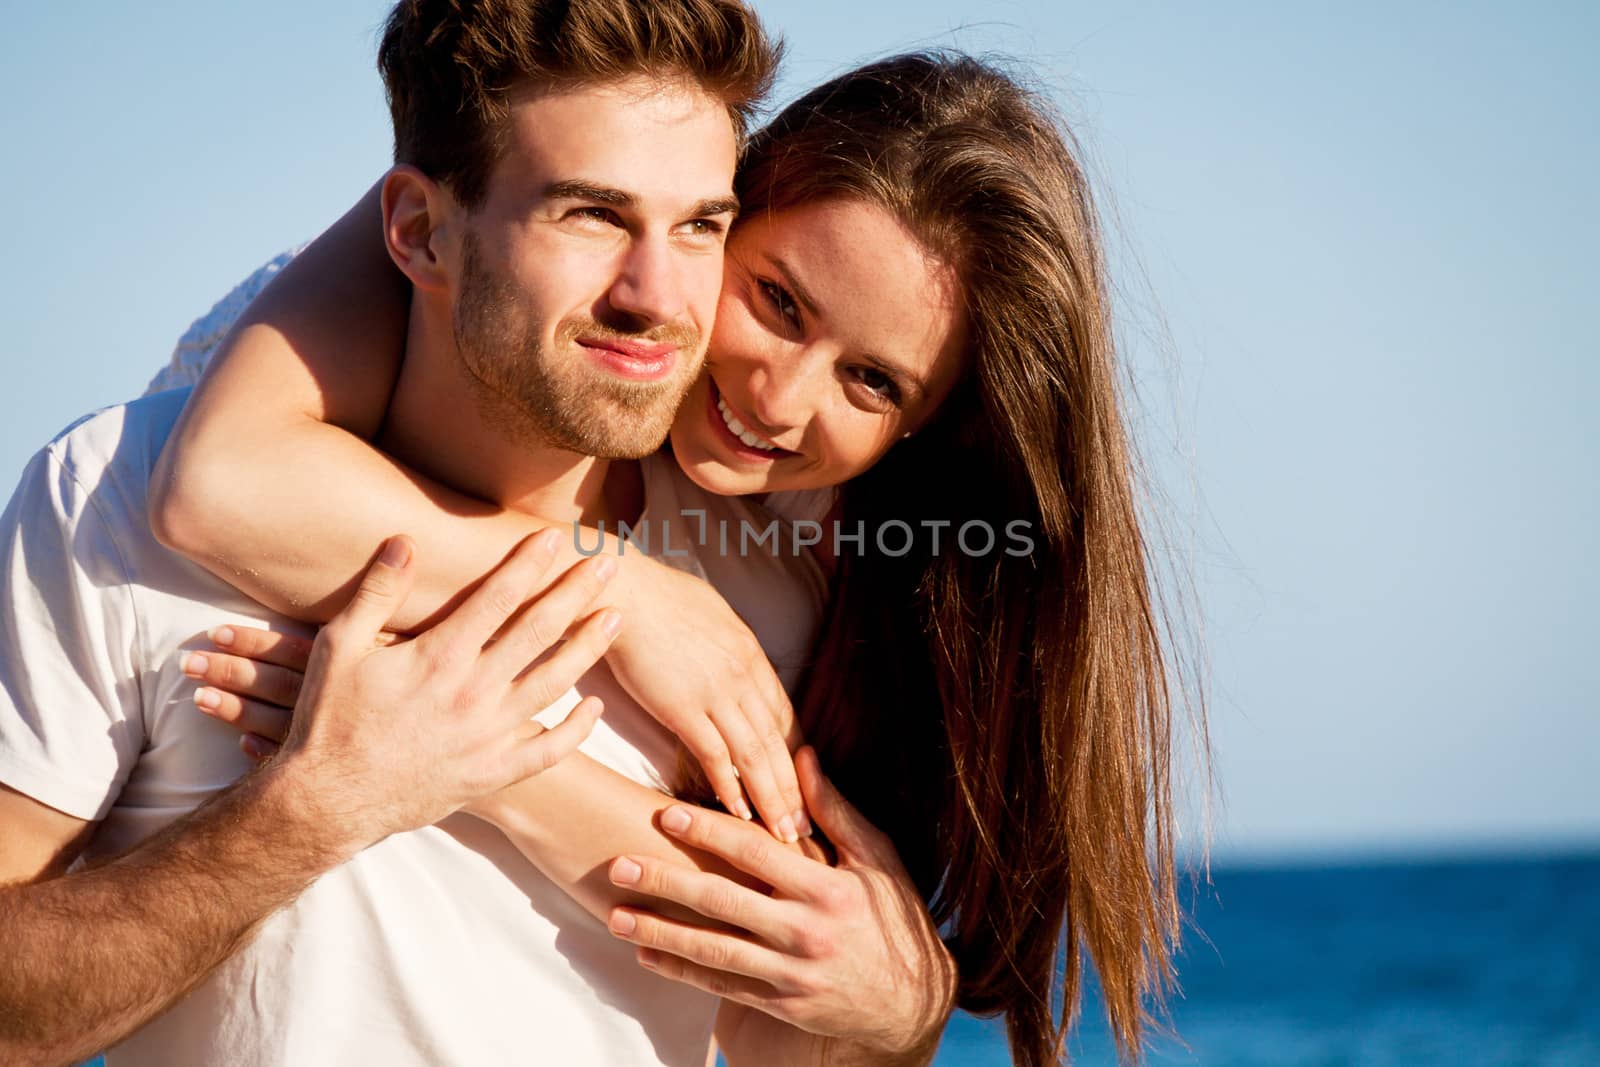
[82,850,1600,1066]
[936,850,1600,1066]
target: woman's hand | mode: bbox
[603,747,957,1063]
[605,556,810,842]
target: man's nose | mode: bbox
[606,235,686,328]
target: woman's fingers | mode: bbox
[194,687,293,742]
[208,625,314,672]
[423,530,562,656]
[485,554,617,685]
[654,804,824,901]
[710,700,800,843]
[748,693,807,838]
[182,649,305,710]
[606,854,797,949]
[678,720,749,823]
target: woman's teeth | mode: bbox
[717,395,779,452]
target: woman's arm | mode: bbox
[148,181,807,832]
[189,626,945,1059]
[149,181,549,629]
[178,624,821,926]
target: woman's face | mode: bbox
[669,198,968,496]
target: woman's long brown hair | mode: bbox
[739,53,1203,1064]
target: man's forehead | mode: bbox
[492,75,738,207]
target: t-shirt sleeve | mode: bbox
[0,445,145,821]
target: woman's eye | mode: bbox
[757,280,802,330]
[852,366,903,407]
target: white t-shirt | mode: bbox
[0,388,826,1066]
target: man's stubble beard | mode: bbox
[452,232,701,460]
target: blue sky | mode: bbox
[1,2,1594,858]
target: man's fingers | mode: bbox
[182,650,304,710]
[207,625,314,672]
[710,703,797,843]
[504,695,603,782]
[653,804,821,899]
[607,906,792,984]
[795,746,882,863]
[509,608,622,713]
[485,554,617,684]
[240,733,281,763]
[425,530,562,656]
[605,856,794,950]
[327,535,418,641]
[195,688,293,742]
[631,947,789,1011]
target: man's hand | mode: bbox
[272,530,617,850]
[603,747,956,1065]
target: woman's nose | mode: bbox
[744,346,828,431]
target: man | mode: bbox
[0,1,784,1063]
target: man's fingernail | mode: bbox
[637,948,659,968]
[795,810,812,837]
[381,537,411,567]
[611,857,642,885]
[182,653,208,677]
[778,815,798,843]
[661,807,691,833]
[602,610,622,636]
[738,800,754,821]
[210,626,235,648]
[194,687,220,712]
[609,910,637,936]
[593,555,618,582]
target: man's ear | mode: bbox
[380,164,455,294]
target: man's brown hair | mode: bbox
[377,0,780,207]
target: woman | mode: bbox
[156,52,1196,1065]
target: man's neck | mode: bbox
[380,304,642,527]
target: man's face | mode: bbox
[450,75,739,459]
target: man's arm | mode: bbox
[0,768,362,1066]
[0,532,615,1065]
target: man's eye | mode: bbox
[679,219,726,238]
[757,280,801,329]
[568,207,617,225]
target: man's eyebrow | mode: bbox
[691,195,741,219]
[542,182,739,221]
[542,180,635,206]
